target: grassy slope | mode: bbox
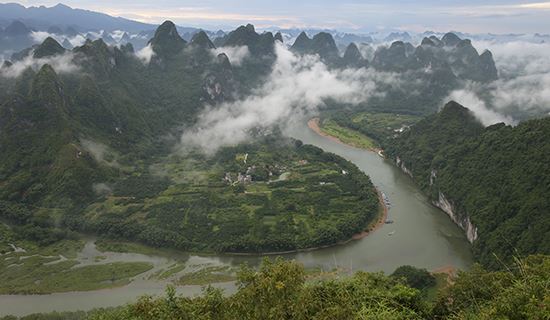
[319,119,377,149]
[317,112,421,151]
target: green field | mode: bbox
[319,119,378,149]
[324,111,421,146]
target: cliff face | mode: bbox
[380,103,550,268]
[433,192,478,243]
[394,157,478,244]
[395,156,413,178]
[385,102,486,245]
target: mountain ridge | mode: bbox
[385,101,550,268]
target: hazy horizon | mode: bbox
[5,1,550,34]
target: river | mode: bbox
[0,122,473,316]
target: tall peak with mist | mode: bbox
[190,30,215,49]
[442,32,461,47]
[310,32,339,59]
[217,53,231,69]
[438,101,485,133]
[33,37,66,59]
[421,37,436,46]
[291,32,312,53]
[291,31,339,61]
[342,43,367,68]
[223,24,260,47]
[372,40,409,71]
[479,50,498,81]
[222,24,276,56]
[148,20,186,56]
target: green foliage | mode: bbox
[326,111,421,146]
[70,138,380,253]
[0,23,286,256]
[319,118,377,149]
[89,258,429,320]
[433,255,550,319]
[385,102,550,268]
[3,256,548,319]
[391,265,436,290]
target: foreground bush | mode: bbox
[88,255,549,320]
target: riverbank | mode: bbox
[352,189,389,240]
[308,117,381,153]
[307,117,469,276]
[306,118,389,239]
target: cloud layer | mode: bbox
[180,43,384,153]
[0,52,80,78]
[30,31,87,48]
[447,87,515,126]
[448,40,550,122]
[135,44,155,64]
[212,46,250,66]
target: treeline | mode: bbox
[0,201,75,248]
[4,255,547,320]
[384,101,550,268]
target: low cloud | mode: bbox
[474,40,550,79]
[491,74,550,116]
[0,52,79,78]
[110,30,126,42]
[31,31,56,44]
[80,139,120,168]
[471,40,550,117]
[446,88,515,126]
[92,183,113,196]
[181,43,385,154]
[212,46,250,66]
[136,44,155,64]
[30,31,86,48]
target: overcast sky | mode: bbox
[10,0,550,33]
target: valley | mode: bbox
[0,4,548,317]
[0,120,473,316]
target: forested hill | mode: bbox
[0,21,382,254]
[385,101,550,269]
